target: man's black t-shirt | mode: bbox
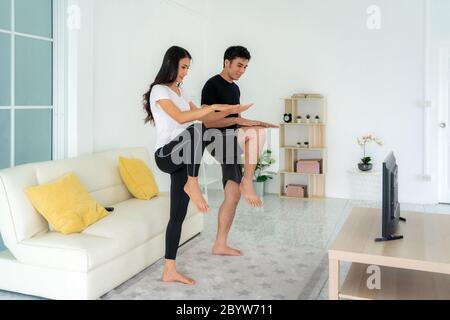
[201,74,243,187]
[201,74,240,130]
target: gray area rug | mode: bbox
[102,235,327,300]
[101,193,341,300]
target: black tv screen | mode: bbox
[376,152,404,242]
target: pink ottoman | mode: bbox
[286,184,307,198]
[296,159,322,174]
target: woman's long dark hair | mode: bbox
[143,46,192,124]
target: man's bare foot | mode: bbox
[162,270,196,285]
[239,179,262,208]
[184,179,209,213]
[212,245,244,256]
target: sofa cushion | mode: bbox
[118,156,159,200]
[25,172,110,235]
[12,193,198,272]
[17,232,116,273]
[82,193,198,255]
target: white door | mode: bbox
[439,48,450,203]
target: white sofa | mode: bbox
[0,147,203,300]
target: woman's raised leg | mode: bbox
[155,123,212,213]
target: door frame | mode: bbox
[438,45,450,203]
[53,0,67,161]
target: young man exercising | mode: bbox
[201,46,278,256]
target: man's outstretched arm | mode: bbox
[205,117,278,129]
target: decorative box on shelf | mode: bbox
[296,159,322,174]
[286,184,307,198]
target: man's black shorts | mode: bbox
[206,129,243,189]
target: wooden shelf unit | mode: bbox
[279,95,327,199]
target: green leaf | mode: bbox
[361,157,372,165]
[256,176,269,182]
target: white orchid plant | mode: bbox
[357,134,383,165]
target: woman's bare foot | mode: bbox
[239,179,262,208]
[162,270,196,285]
[212,244,243,256]
[184,178,209,213]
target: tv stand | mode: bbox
[374,234,403,242]
[329,208,450,300]
[374,216,407,242]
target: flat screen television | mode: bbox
[375,152,406,242]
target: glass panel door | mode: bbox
[0,0,11,30]
[0,33,10,106]
[0,110,11,169]
[15,109,52,165]
[0,0,55,252]
[15,0,52,38]
[15,36,52,106]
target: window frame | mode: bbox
[0,0,66,168]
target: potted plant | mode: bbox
[315,115,320,123]
[357,134,383,171]
[306,114,311,124]
[252,150,277,198]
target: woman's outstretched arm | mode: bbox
[157,99,232,124]
[190,102,253,124]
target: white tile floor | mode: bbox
[0,191,448,300]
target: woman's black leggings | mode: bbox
[155,123,213,260]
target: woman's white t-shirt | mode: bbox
[150,84,194,151]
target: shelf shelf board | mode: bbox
[340,262,450,300]
[279,171,324,176]
[282,97,324,101]
[281,146,326,151]
[279,195,325,200]
[280,122,326,126]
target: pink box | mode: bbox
[286,184,307,198]
[296,159,322,174]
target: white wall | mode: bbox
[86,0,448,204]
[91,0,207,192]
[203,0,438,204]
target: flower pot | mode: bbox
[358,163,373,172]
[253,181,265,198]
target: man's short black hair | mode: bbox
[224,46,251,63]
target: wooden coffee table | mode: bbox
[328,207,450,300]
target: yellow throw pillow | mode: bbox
[118,156,159,200]
[25,172,109,235]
